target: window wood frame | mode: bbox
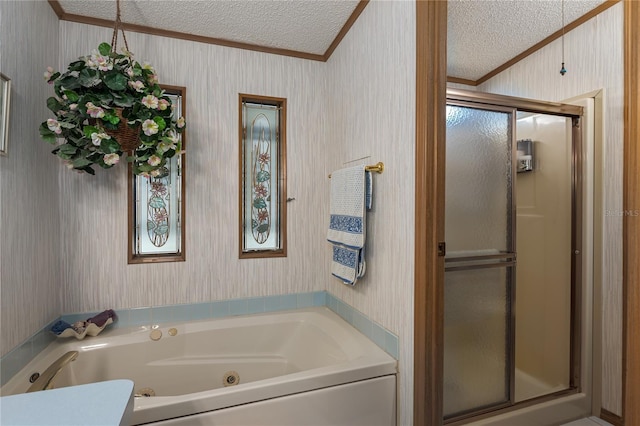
[127,84,187,264]
[238,93,287,259]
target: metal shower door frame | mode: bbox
[443,100,518,420]
[444,89,584,425]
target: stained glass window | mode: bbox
[240,94,287,258]
[128,86,185,263]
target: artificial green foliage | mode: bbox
[40,42,185,176]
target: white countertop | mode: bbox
[0,380,134,425]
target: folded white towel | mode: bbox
[328,165,368,248]
[327,165,371,285]
[331,244,366,285]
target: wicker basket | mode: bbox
[95,108,140,152]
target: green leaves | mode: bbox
[79,165,96,175]
[103,110,121,125]
[96,92,115,106]
[103,72,127,91]
[135,162,155,173]
[58,144,78,155]
[86,151,104,162]
[57,75,81,90]
[113,93,135,107]
[152,86,164,97]
[100,137,120,154]
[153,116,166,131]
[256,171,270,182]
[47,72,61,83]
[72,157,92,168]
[58,121,76,130]
[130,62,143,78]
[98,43,112,56]
[83,125,99,138]
[46,97,63,113]
[54,144,79,160]
[63,90,79,102]
[40,42,186,177]
[39,123,57,144]
[78,68,101,87]
[67,60,85,72]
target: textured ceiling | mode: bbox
[56,0,360,56]
[55,0,608,77]
[448,0,607,82]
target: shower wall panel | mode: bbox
[514,114,572,402]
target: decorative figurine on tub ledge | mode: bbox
[51,309,116,340]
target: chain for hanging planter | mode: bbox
[110,0,130,56]
[103,0,140,152]
[38,0,186,176]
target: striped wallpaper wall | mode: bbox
[477,3,625,415]
[325,2,416,424]
[0,1,62,358]
[57,23,329,312]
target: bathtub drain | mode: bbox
[223,371,240,387]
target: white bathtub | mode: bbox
[1,307,397,425]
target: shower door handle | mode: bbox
[444,252,516,272]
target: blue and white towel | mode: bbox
[327,165,372,285]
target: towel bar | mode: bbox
[328,162,384,178]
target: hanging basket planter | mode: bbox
[39,6,185,176]
[88,108,140,152]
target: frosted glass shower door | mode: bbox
[444,103,516,419]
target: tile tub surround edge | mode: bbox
[0,319,60,387]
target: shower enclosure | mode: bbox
[443,89,586,424]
